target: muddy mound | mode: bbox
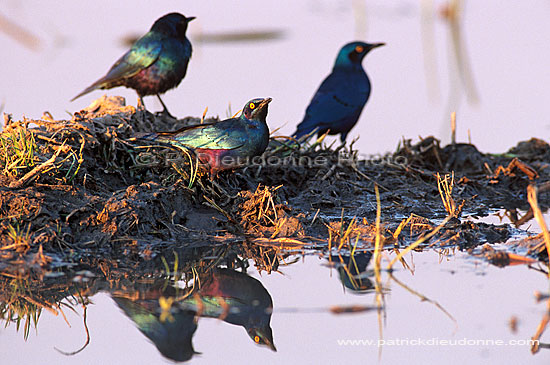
[0,97,548,273]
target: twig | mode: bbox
[0,11,42,51]
[390,271,458,330]
[352,165,391,192]
[55,306,90,356]
[387,215,452,270]
[531,297,550,354]
[310,208,320,226]
[450,112,456,145]
[526,185,550,271]
[321,165,337,180]
[9,144,64,189]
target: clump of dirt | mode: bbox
[0,96,549,273]
[507,138,550,162]
[236,185,305,238]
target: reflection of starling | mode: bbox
[330,252,374,294]
[112,297,198,362]
[186,268,276,351]
[294,42,384,143]
[72,13,195,117]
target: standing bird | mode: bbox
[140,98,272,177]
[293,41,384,143]
[72,13,195,118]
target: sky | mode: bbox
[1,1,549,154]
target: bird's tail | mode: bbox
[133,132,197,164]
[71,84,99,102]
[292,129,306,140]
[71,76,110,101]
[292,125,320,142]
[133,132,181,147]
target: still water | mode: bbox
[1,250,549,364]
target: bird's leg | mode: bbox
[340,132,348,145]
[136,95,148,122]
[137,96,145,111]
[156,94,176,120]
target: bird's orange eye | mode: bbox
[355,45,364,53]
[254,336,260,343]
[249,102,256,109]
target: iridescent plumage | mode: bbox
[293,41,384,143]
[141,98,272,176]
[72,13,195,116]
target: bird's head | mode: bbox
[241,97,272,122]
[248,326,277,351]
[152,13,195,39]
[335,41,385,68]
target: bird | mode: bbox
[72,12,195,118]
[328,252,374,294]
[139,97,272,177]
[113,296,198,362]
[293,41,384,143]
[184,268,276,351]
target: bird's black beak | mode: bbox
[251,327,277,352]
[186,16,196,22]
[266,339,277,352]
[259,98,272,109]
[249,98,271,122]
[370,42,385,49]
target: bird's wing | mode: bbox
[102,37,163,85]
[305,76,366,124]
[294,73,368,137]
[71,37,163,100]
[161,120,248,150]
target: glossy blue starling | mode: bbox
[293,41,384,143]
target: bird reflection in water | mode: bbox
[327,252,374,294]
[111,267,275,362]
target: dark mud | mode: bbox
[1,96,549,274]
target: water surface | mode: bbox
[1,250,549,364]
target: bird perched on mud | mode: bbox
[72,12,195,118]
[140,97,272,177]
[293,41,384,143]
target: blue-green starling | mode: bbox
[140,97,271,177]
[72,13,195,117]
[293,41,384,143]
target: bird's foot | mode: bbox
[155,108,177,121]
[155,94,177,120]
[135,97,149,121]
